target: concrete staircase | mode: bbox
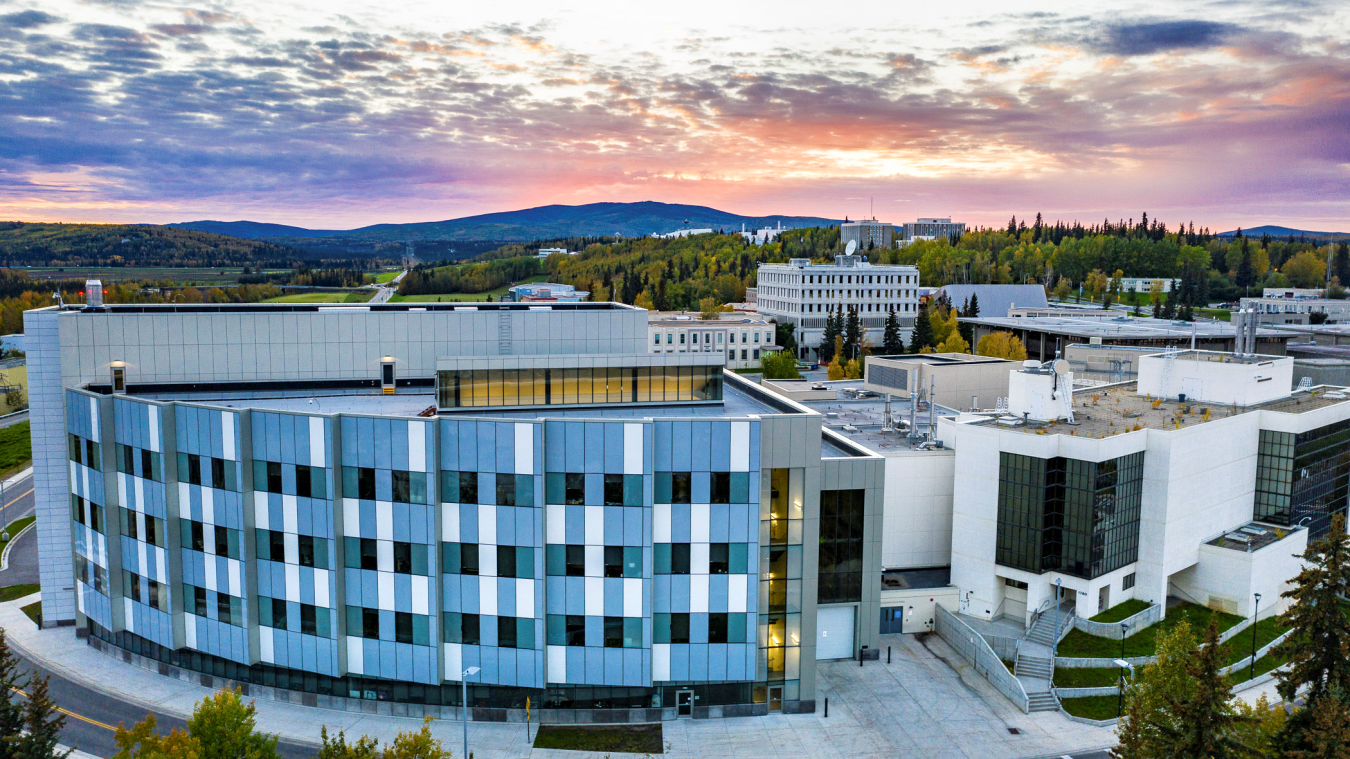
[1015,602,1076,713]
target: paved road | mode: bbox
[0,410,27,429]
[11,652,318,759]
[0,474,35,585]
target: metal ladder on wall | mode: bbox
[497,310,513,354]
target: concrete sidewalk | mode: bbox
[0,593,1114,758]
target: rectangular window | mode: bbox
[298,534,316,567]
[497,545,517,579]
[710,472,730,504]
[603,616,624,648]
[671,543,690,574]
[708,612,729,643]
[301,604,318,635]
[495,473,517,507]
[565,473,585,505]
[670,612,690,644]
[565,544,585,577]
[188,454,203,486]
[603,474,624,506]
[498,615,518,648]
[357,467,376,500]
[362,607,380,639]
[460,543,479,575]
[296,464,312,498]
[267,461,283,494]
[1123,573,1136,590]
[272,597,288,630]
[710,543,730,575]
[361,538,379,571]
[216,590,233,624]
[395,611,414,644]
[394,542,412,574]
[214,525,230,557]
[604,545,623,578]
[459,472,479,505]
[124,570,141,603]
[623,546,642,578]
[392,470,411,503]
[148,579,166,612]
[566,614,586,646]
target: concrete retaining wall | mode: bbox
[937,606,1029,713]
[1073,603,1162,640]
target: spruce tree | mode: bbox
[1151,616,1256,758]
[965,292,980,317]
[843,307,862,362]
[10,675,69,759]
[1273,514,1350,707]
[910,302,935,352]
[0,631,24,759]
[881,308,904,355]
[1336,242,1350,289]
[818,307,841,363]
[1276,684,1350,759]
[1235,239,1256,289]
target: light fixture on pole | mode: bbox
[1113,658,1135,717]
[1249,593,1261,681]
[461,666,480,759]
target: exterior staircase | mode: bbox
[1015,601,1076,713]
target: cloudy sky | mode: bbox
[0,0,1347,230]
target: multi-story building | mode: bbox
[28,298,883,720]
[1240,296,1350,325]
[839,220,893,252]
[1117,277,1178,294]
[505,283,588,303]
[739,223,786,246]
[899,218,965,244]
[756,256,919,362]
[647,313,777,370]
[939,351,1344,625]
[1264,287,1325,299]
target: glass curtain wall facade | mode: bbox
[995,452,1144,579]
[758,468,803,710]
[817,489,863,604]
[1255,421,1350,537]
[437,366,722,410]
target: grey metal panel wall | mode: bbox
[25,309,75,625]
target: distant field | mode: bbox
[375,270,401,283]
[20,267,253,285]
[389,274,549,303]
[263,291,371,304]
[0,366,27,415]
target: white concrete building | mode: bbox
[938,352,1349,625]
[647,312,776,369]
[1264,287,1325,299]
[756,256,919,361]
[1241,296,1350,325]
[740,222,786,246]
[1117,277,1178,294]
[840,220,894,251]
[652,228,713,239]
[899,218,965,244]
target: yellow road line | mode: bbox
[11,686,117,732]
[2,488,31,510]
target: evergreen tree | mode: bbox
[1235,239,1257,290]
[843,307,862,362]
[910,302,935,352]
[10,676,69,759]
[653,278,669,312]
[1277,684,1350,759]
[818,307,841,363]
[1274,514,1350,708]
[1335,242,1350,289]
[1161,289,1176,319]
[0,631,26,759]
[1150,617,1256,758]
[965,292,980,317]
[881,308,904,355]
[1152,298,1162,319]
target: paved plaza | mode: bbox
[0,593,1115,758]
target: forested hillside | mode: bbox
[0,222,303,267]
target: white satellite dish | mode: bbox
[1052,359,1070,375]
[845,239,858,256]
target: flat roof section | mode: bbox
[48,302,637,315]
[965,315,1285,339]
[794,382,961,453]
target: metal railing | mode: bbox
[935,606,1030,713]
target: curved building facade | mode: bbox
[34,302,883,718]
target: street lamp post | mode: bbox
[1052,579,1063,660]
[1113,659,1136,718]
[461,666,480,759]
[1249,593,1262,681]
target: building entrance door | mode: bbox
[1098,585,1110,615]
[768,686,783,712]
[676,689,694,717]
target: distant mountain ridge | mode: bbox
[1217,225,1349,241]
[166,201,842,242]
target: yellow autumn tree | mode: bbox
[935,331,970,354]
[827,335,846,379]
[977,331,1028,361]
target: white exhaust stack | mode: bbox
[85,279,103,308]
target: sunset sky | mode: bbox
[0,0,1347,231]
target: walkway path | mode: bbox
[0,594,1115,758]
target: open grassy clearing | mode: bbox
[389,274,550,303]
[0,421,31,478]
[1059,695,1121,721]
[263,291,371,304]
[21,602,40,626]
[21,267,252,285]
[375,270,401,283]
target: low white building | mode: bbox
[1241,296,1350,325]
[652,228,714,239]
[939,351,1347,625]
[1264,287,1325,299]
[1117,277,1178,294]
[647,312,777,369]
[741,222,786,245]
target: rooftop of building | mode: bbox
[968,381,1349,438]
[963,314,1286,339]
[1206,521,1303,553]
[765,256,914,270]
[646,311,771,326]
[46,302,634,315]
[869,352,1012,366]
[118,370,826,424]
[882,566,952,589]
[789,380,961,454]
[940,284,1048,317]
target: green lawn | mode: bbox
[533,724,663,753]
[375,270,401,283]
[1055,666,1127,689]
[1197,308,1232,321]
[0,515,35,547]
[1089,599,1152,624]
[20,601,39,626]
[263,291,371,304]
[0,421,31,478]
[0,583,38,603]
[1057,602,1243,659]
[1060,695,1122,721]
[1222,617,1290,668]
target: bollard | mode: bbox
[824,697,829,718]
[888,646,891,664]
